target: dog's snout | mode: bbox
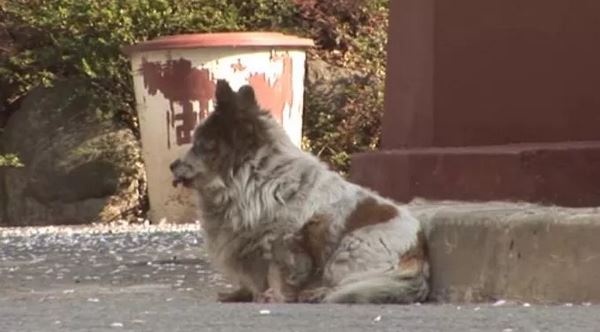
[170,159,182,172]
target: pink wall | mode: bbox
[383,0,600,149]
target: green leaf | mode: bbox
[80,58,97,78]
[0,154,25,168]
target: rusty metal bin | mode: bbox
[123,32,314,223]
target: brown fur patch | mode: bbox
[398,231,428,275]
[344,198,398,233]
[294,214,331,268]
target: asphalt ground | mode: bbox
[1,224,598,332]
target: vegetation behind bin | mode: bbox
[0,0,388,173]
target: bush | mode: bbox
[1,0,275,129]
[298,0,388,173]
[0,0,388,173]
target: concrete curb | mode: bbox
[409,200,600,304]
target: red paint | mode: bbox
[123,32,313,55]
[231,59,247,72]
[140,58,216,147]
[248,54,293,122]
[166,109,171,148]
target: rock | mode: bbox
[1,80,146,226]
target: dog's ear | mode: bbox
[215,79,235,109]
[237,85,258,110]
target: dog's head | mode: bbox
[170,80,269,191]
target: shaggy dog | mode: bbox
[170,80,429,304]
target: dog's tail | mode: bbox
[323,258,430,304]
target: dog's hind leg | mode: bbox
[322,268,429,304]
[321,227,430,304]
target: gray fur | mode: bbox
[170,80,430,303]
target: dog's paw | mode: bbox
[256,288,285,303]
[297,287,329,303]
[217,288,253,302]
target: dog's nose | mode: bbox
[170,159,181,172]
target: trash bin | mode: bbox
[123,32,314,223]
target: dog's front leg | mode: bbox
[217,287,254,302]
[297,286,330,303]
[255,287,288,303]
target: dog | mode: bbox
[170,80,430,303]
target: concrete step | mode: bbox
[409,200,600,304]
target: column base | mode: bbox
[350,141,600,207]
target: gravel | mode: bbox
[1,223,599,332]
[0,222,230,300]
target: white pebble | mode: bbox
[493,299,507,306]
[259,309,271,315]
[373,315,382,322]
[110,322,124,328]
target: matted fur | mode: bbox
[170,80,430,304]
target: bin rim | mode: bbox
[122,32,314,55]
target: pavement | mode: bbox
[1,218,599,331]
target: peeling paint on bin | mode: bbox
[125,32,313,223]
